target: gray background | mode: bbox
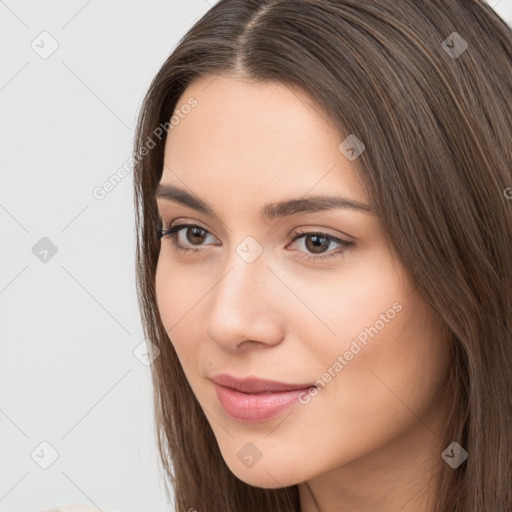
[1,1,511,511]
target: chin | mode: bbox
[234,468,299,489]
[222,452,305,489]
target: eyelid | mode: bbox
[162,212,233,243]
[289,225,355,243]
[158,218,355,264]
[159,216,354,244]
[163,217,219,238]
[160,217,353,243]
[287,228,354,258]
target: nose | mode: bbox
[204,246,285,352]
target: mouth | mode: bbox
[209,373,318,422]
[209,373,317,393]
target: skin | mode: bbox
[154,73,454,512]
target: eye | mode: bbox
[158,221,219,253]
[157,220,355,262]
[287,229,354,262]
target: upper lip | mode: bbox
[209,373,317,393]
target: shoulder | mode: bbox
[36,504,123,512]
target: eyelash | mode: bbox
[157,221,355,262]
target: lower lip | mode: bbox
[213,382,314,422]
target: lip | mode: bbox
[210,373,316,393]
[210,374,317,422]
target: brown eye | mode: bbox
[159,222,219,253]
[288,230,355,262]
[186,226,208,245]
[304,234,331,254]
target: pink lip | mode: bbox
[210,374,317,422]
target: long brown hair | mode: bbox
[132,1,512,510]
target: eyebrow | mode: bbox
[154,183,373,220]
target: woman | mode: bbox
[132,0,512,511]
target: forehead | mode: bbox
[161,74,367,207]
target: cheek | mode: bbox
[277,248,406,369]
[287,251,451,451]
[154,255,204,363]
[308,284,451,458]
[155,248,209,324]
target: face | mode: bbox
[154,74,452,492]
